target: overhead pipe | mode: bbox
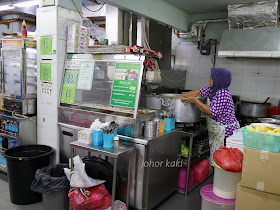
[174,18,228,39]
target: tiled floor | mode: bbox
[0,172,212,210]
[0,173,43,210]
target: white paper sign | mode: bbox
[42,0,55,6]
[65,60,80,69]
[77,62,94,90]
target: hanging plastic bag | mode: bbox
[68,184,112,210]
[181,140,189,157]
[83,18,106,41]
[64,155,105,188]
[213,146,243,172]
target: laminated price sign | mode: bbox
[110,63,141,108]
[60,70,79,104]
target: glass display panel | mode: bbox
[60,57,143,115]
[2,50,22,98]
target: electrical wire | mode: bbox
[82,3,105,12]
[71,0,83,18]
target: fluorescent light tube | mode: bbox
[14,0,39,8]
[0,5,15,11]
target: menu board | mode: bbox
[110,63,141,108]
[60,69,79,103]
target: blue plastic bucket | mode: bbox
[92,130,103,146]
[103,132,117,148]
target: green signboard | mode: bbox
[40,36,52,55]
[110,63,141,108]
[40,63,51,82]
[60,69,79,104]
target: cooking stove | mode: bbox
[239,116,260,127]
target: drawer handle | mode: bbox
[62,131,73,136]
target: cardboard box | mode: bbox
[240,147,280,195]
[236,184,280,210]
[68,24,90,37]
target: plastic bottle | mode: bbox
[11,122,16,136]
[5,121,10,133]
[14,123,18,136]
[21,20,27,38]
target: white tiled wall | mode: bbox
[172,41,280,106]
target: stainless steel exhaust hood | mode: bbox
[218,28,280,58]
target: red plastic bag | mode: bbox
[213,146,243,172]
[191,159,210,183]
[69,184,112,210]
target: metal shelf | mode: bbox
[0,130,18,139]
[181,149,210,166]
[0,166,7,173]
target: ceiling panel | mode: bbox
[162,0,267,14]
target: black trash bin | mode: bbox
[4,145,54,205]
[83,156,121,194]
[31,164,70,210]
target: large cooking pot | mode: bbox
[145,93,162,110]
[240,101,271,118]
[161,94,202,123]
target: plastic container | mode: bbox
[269,106,280,117]
[92,130,103,146]
[201,184,235,210]
[241,127,280,152]
[114,136,119,148]
[103,132,117,148]
[213,162,241,199]
[159,120,166,134]
[164,117,176,132]
[4,145,54,204]
[178,167,194,189]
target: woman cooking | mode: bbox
[180,68,239,166]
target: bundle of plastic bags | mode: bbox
[64,155,105,188]
[68,184,112,210]
[213,146,243,172]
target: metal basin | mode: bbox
[160,94,202,123]
[145,94,162,110]
[240,101,271,118]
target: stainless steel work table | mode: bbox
[70,141,134,210]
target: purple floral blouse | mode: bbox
[200,86,239,138]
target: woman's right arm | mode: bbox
[181,89,201,97]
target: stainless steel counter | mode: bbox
[58,122,181,210]
[118,130,181,210]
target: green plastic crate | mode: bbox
[241,127,280,152]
